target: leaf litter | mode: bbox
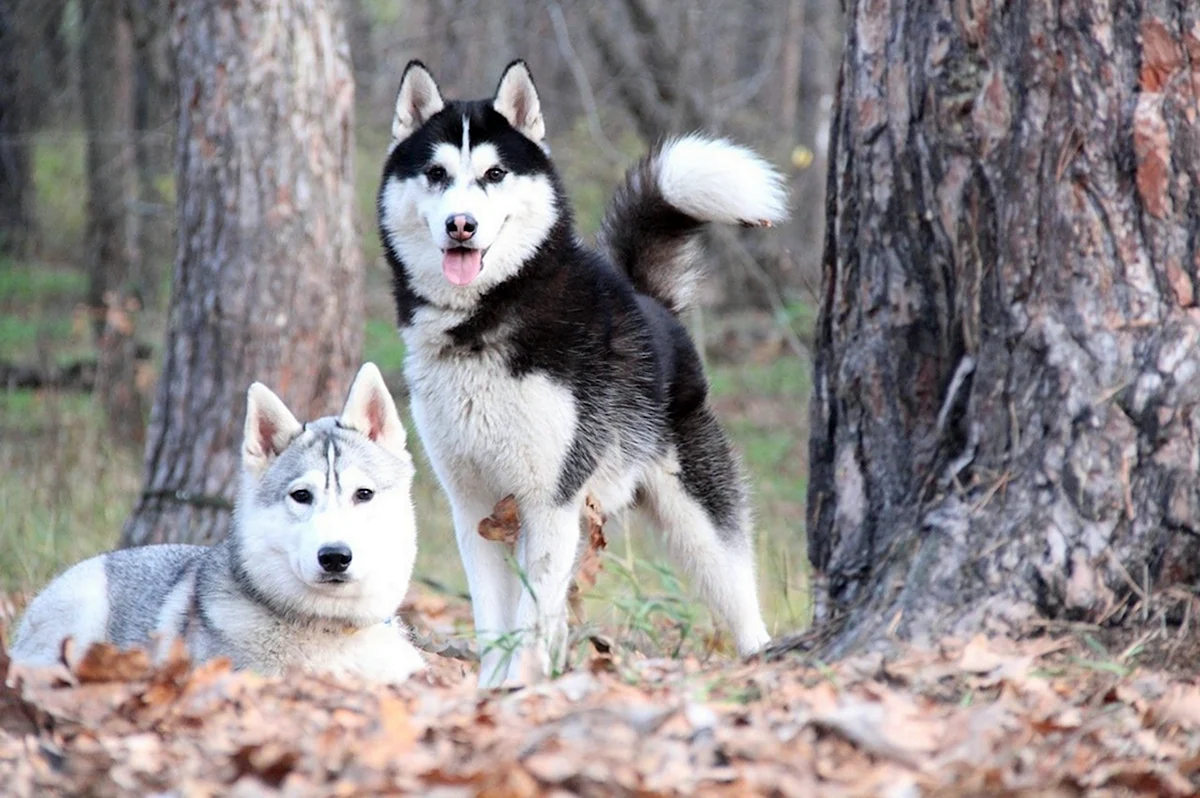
[1,609,1198,797]
[3,505,1197,796]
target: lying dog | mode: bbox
[11,363,424,684]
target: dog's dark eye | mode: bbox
[353,488,375,504]
[290,488,313,505]
[425,165,448,183]
[484,166,507,183]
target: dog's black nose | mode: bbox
[445,213,477,242]
[317,543,352,573]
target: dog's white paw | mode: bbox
[736,625,772,658]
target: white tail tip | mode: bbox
[656,135,789,226]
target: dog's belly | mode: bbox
[408,353,578,502]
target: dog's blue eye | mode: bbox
[290,488,313,505]
[354,488,375,504]
[484,166,507,183]
[425,165,447,182]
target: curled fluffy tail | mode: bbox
[599,135,788,314]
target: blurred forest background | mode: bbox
[0,0,840,647]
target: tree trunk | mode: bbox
[81,0,145,445]
[122,0,364,547]
[130,0,176,307]
[807,0,1200,656]
[0,0,33,254]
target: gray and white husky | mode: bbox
[10,363,424,684]
[378,59,788,686]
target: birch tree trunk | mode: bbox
[807,0,1200,655]
[122,0,364,546]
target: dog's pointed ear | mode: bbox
[392,60,445,144]
[493,60,545,143]
[340,362,407,457]
[243,383,303,477]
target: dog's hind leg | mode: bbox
[642,406,771,656]
[449,490,523,687]
[10,555,112,669]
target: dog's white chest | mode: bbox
[406,343,577,499]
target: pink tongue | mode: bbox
[442,248,483,286]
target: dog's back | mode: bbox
[11,544,208,667]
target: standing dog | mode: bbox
[10,363,424,684]
[378,59,786,686]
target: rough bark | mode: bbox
[122,0,364,546]
[0,0,32,254]
[807,0,1200,656]
[81,0,145,445]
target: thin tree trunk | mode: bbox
[807,0,1200,656]
[778,0,804,143]
[0,0,33,254]
[122,0,364,547]
[130,0,175,306]
[81,0,144,445]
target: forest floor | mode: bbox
[2,587,1200,797]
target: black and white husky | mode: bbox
[378,60,787,686]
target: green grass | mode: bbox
[32,132,88,261]
[0,264,87,306]
[0,392,139,594]
[363,317,406,375]
[0,254,93,364]
[355,125,389,269]
[711,357,811,630]
[0,314,80,361]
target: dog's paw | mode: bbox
[736,625,772,659]
[496,644,551,689]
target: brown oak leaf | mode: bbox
[479,494,520,546]
[569,496,608,619]
[71,641,152,684]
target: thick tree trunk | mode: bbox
[0,0,32,254]
[122,0,364,546]
[81,0,145,445]
[807,0,1200,656]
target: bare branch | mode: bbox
[545,1,625,165]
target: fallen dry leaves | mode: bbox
[576,495,609,592]
[0,612,1196,797]
[478,494,521,546]
[570,496,608,619]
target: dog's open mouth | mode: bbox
[442,246,484,286]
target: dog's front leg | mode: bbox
[505,501,581,685]
[449,493,522,688]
